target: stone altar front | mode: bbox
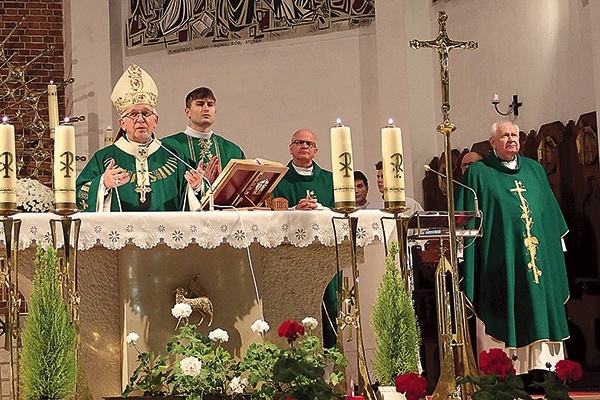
[7,210,392,399]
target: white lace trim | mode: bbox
[3,210,396,251]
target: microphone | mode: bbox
[143,133,214,211]
[423,164,480,216]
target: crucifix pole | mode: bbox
[410,11,479,400]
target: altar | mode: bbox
[6,209,394,399]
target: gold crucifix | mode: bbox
[410,11,478,135]
[410,11,479,400]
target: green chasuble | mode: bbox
[456,151,570,348]
[272,161,334,208]
[161,130,245,170]
[76,137,190,212]
[271,160,337,347]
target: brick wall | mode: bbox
[0,0,65,184]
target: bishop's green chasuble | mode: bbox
[76,137,190,212]
[456,151,569,348]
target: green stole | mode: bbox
[161,130,245,170]
[456,151,570,347]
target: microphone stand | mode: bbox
[423,165,480,217]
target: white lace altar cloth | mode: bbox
[2,209,397,251]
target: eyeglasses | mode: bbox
[124,110,155,120]
[291,140,317,148]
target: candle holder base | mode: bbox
[0,207,20,217]
[333,202,357,214]
[383,201,406,213]
[53,203,79,217]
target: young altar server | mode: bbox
[161,87,245,185]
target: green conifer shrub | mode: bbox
[20,246,77,399]
[371,241,421,386]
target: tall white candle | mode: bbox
[330,119,355,207]
[48,82,59,137]
[381,120,406,206]
[104,126,114,147]
[0,119,17,205]
[54,122,76,206]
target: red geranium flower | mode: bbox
[395,373,427,400]
[478,348,515,380]
[277,320,305,343]
[555,359,583,382]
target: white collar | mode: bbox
[185,126,213,139]
[494,149,518,169]
[291,163,313,176]
[114,136,161,157]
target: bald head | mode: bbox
[461,151,483,174]
[289,129,318,167]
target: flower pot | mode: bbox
[377,386,407,400]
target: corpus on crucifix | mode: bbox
[410,11,478,134]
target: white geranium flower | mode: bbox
[209,328,229,343]
[125,331,140,344]
[180,356,202,376]
[229,376,248,394]
[171,303,193,319]
[250,319,270,334]
[302,317,318,330]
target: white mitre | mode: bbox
[110,64,158,116]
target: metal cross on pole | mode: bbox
[410,11,478,135]
[410,11,479,400]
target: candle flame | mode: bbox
[388,118,394,126]
[107,126,112,131]
[2,116,7,123]
[63,117,70,123]
[336,118,342,126]
[50,80,54,84]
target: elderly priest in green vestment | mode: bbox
[272,129,334,210]
[456,121,570,376]
[272,129,338,348]
[161,87,245,186]
[76,64,204,212]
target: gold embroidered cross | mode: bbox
[510,180,542,284]
[135,185,151,204]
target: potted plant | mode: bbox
[124,303,235,398]
[124,312,347,400]
[371,241,422,399]
[20,246,78,399]
[237,317,346,400]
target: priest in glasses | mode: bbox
[76,64,204,212]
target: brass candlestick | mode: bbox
[50,207,81,396]
[332,211,377,400]
[380,207,412,294]
[0,207,22,400]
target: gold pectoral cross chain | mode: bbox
[510,180,542,284]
